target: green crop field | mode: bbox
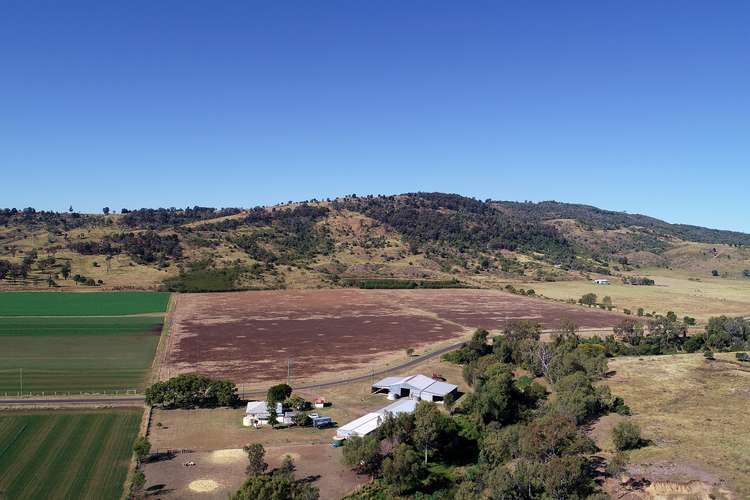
[0,409,141,500]
[0,292,170,394]
[0,317,163,394]
[0,291,170,316]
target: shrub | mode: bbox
[736,352,750,362]
[606,451,630,477]
[612,421,643,451]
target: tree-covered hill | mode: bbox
[1,194,749,291]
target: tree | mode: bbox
[145,373,238,409]
[613,318,644,345]
[612,421,643,451]
[414,401,442,463]
[712,269,720,277]
[342,435,383,477]
[405,347,415,357]
[130,470,146,495]
[267,384,293,406]
[229,469,319,500]
[579,293,597,307]
[381,444,426,495]
[602,296,613,308]
[133,436,151,464]
[474,368,522,425]
[103,207,110,215]
[267,408,279,428]
[244,443,267,476]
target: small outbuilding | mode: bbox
[593,279,610,285]
[371,374,458,403]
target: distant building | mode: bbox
[370,374,458,403]
[593,279,610,285]
[336,398,417,439]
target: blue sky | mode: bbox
[1,1,748,231]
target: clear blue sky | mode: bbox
[2,1,748,231]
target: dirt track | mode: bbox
[164,289,624,383]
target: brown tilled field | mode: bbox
[162,289,623,385]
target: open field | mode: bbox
[0,292,169,393]
[0,291,170,316]
[518,271,750,322]
[593,353,750,498]
[164,289,623,385]
[0,409,141,500]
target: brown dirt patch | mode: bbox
[143,443,365,499]
[164,289,623,384]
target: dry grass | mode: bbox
[517,270,750,322]
[597,353,750,497]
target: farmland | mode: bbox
[0,409,141,500]
[0,292,169,394]
[164,288,623,385]
[0,291,170,316]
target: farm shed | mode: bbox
[336,398,417,439]
[371,374,458,403]
[593,279,610,285]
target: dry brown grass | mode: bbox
[517,270,750,322]
[596,353,750,498]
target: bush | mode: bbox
[736,352,750,362]
[612,421,643,451]
[704,350,715,361]
[606,451,630,477]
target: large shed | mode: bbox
[335,398,417,439]
[371,374,458,403]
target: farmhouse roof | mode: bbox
[245,401,284,417]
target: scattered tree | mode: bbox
[244,443,267,476]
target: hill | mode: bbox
[1,194,750,291]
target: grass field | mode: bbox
[0,291,170,316]
[518,271,750,322]
[597,353,750,497]
[0,292,169,393]
[0,409,141,500]
[0,317,162,393]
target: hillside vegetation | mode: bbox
[1,194,750,292]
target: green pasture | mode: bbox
[0,410,141,500]
[0,291,170,316]
[0,317,162,394]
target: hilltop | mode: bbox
[2,193,750,291]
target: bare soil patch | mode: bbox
[164,289,622,384]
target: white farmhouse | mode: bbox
[243,401,297,427]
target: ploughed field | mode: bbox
[0,292,168,394]
[0,409,141,500]
[166,289,623,383]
